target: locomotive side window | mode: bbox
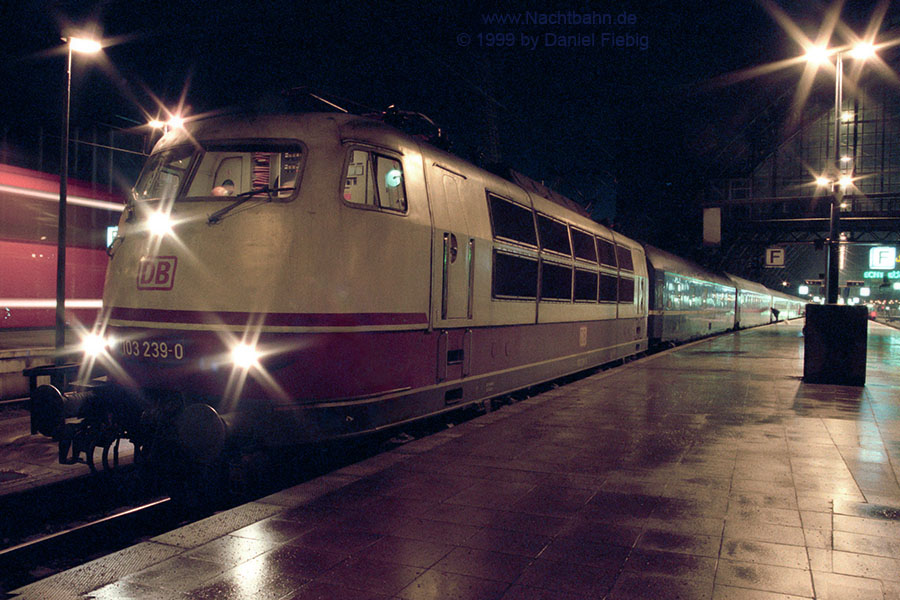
[616,245,634,271]
[574,269,598,302]
[537,214,572,256]
[343,150,407,212]
[597,237,617,268]
[571,228,597,263]
[134,146,194,202]
[376,156,406,211]
[540,260,573,301]
[619,277,635,303]
[488,194,537,246]
[492,250,538,299]
[599,273,618,302]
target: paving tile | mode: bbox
[834,514,900,538]
[482,510,569,537]
[539,536,629,567]
[729,491,799,511]
[461,526,552,557]
[833,499,900,520]
[715,560,814,597]
[645,515,725,537]
[807,548,833,572]
[637,528,721,558]
[608,572,714,600]
[431,547,532,583]
[651,494,729,519]
[230,516,317,543]
[314,556,424,596]
[361,535,455,568]
[184,534,278,567]
[397,569,510,600]
[499,584,590,599]
[833,550,900,581]
[557,518,643,548]
[728,505,803,528]
[720,538,810,569]
[624,549,717,580]
[284,581,392,599]
[124,556,228,593]
[586,490,660,518]
[292,525,381,555]
[257,543,346,579]
[391,517,482,545]
[188,553,311,600]
[711,585,812,599]
[834,529,900,558]
[812,571,886,600]
[514,558,618,597]
[803,528,832,549]
[722,521,806,547]
[510,484,595,516]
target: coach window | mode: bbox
[571,228,597,263]
[597,237,617,268]
[537,214,571,256]
[492,250,538,299]
[574,269,599,302]
[616,245,634,271]
[343,149,407,212]
[541,260,573,301]
[599,273,618,302]
[488,194,537,246]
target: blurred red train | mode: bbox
[0,163,123,328]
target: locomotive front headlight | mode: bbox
[231,343,261,369]
[81,332,109,358]
[147,210,173,237]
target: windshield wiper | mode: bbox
[207,186,291,224]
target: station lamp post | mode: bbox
[56,35,101,362]
[807,42,875,304]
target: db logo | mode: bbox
[137,256,177,290]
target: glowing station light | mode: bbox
[68,36,102,54]
[804,45,829,65]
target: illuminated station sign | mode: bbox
[864,247,899,280]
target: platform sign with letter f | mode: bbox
[765,247,785,268]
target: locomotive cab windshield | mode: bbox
[133,141,305,204]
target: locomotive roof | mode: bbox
[156,112,592,221]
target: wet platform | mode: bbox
[7,319,900,600]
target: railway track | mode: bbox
[0,496,178,594]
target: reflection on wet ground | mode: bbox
[11,320,900,599]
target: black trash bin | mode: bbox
[803,303,868,386]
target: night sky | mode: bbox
[1,0,897,252]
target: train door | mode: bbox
[428,166,474,384]
[432,171,474,321]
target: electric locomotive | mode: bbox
[29,111,651,472]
